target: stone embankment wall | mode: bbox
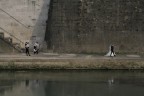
[0,38,18,53]
[45,0,144,53]
[0,0,50,48]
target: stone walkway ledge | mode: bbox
[0,53,144,70]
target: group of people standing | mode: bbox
[25,42,39,56]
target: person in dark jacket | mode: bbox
[25,42,30,56]
[110,45,115,57]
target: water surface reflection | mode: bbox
[0,71,144,96]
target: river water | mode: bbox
[0,70,144,96]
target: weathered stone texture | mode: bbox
[0,0,50,48]
[45,0,144,53]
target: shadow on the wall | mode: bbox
[29,0,50,51]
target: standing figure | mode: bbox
[105,45,116,57]
[105,45,111,56]
[36,42,39,54]
[33,42,39,54]
[110,45,115,57]
[33,42,37,54]
[25,42,30,56]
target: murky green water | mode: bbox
[0,70,144,96]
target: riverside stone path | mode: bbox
[0,53,142,60]
[0,53,143,70]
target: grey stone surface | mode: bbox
[0,0,50,48]
[45,0,144,53]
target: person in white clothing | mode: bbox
[105,45,116,57]
[33,42,39,54]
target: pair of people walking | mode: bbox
[25,42,39,56]
[105,45,116,57]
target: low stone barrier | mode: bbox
[0,59,144,70]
